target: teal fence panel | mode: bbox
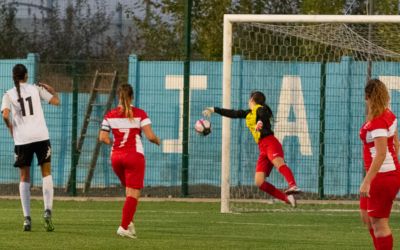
[1,54,400,197]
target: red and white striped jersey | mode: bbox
[359,108,399,173]
[101,106,151,155]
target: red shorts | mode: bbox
[111,151,146,189]
[359,171,400,218]
[255,135,284,176]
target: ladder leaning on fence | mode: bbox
[66,70,119,194]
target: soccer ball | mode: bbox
[194,119,211,136]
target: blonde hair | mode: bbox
[365,79,389,121]
[118,84,134,120]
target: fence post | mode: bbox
[342,56,353,196]
[181,0,193,197]
[233,55,243,186]
[69,61,78,196]
[318,62,327,199]
[128,54,140,107]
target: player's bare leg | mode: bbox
[370,217,392,250]
[255,172,295,207]
[360,209,378,249]
[41,162,54,232]
[272,157,301,194]
[117,188,140,239]
[20,167,31,231]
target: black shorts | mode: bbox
[14,140,51,168]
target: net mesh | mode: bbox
[229,21,400,212]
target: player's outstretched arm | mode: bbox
[99,130,112,145]
[203,107,249,119]
[142,124,160,146]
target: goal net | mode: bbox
[221,15,400,213]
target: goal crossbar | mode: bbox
[224,15,400,24]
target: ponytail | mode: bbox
[15,79,22,101]
[117,84,134,120]
[12,64,28,110]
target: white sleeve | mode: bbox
[370,129,388,138]
[101,119,111,132]
[1,93,11,112]
[141,118,151,127]
[36,85,53,103]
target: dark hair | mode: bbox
[365,79,389,120]
[250,91,266,105]
[117,84,134,119]
[250,90,274,121]
[12,64,27,108]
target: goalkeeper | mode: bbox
[203,91,300,207]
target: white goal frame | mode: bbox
[221,14,400,213]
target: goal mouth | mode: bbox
[221,15,400,213]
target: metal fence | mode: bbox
[1,54,399,198]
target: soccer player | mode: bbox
[359,79,400,250]
[203,91,300,207]
[99,83,160,239]
[1,64,60,231]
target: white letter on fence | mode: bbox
[275,75,312,156]
[163,75,207,153]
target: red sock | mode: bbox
[121,196,138,230]
[259,181,288,202]
[369,229,378,249]
[376,234,393,250]
[278,165,297,187]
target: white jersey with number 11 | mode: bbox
[1,83,53,145]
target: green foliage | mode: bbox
[135,0,299,60]
[0,0,112,61]
[38,1,112,61]
[1,0,400,61]
[0,2,28,58]
[0,199,392,249]
[301,0,346,14]
[232,0,299,14]
[126,0,183,60]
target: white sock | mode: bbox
[42,175,54,211]
[19,182,30,217]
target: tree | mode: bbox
[125,0,182,59]
[0,1,28,58]
[232,0,299,14]
[38,0,112,61]
[301,0,346,14]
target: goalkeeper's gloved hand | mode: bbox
[202,107,214,117]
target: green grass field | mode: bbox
[0,199,398,250]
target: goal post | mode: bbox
[221,15,400,213]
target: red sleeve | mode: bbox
[368,117,388,139]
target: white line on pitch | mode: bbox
[216,221,321,227]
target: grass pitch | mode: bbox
[0,199,398,249]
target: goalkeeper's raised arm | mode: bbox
[202,107,249,119]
